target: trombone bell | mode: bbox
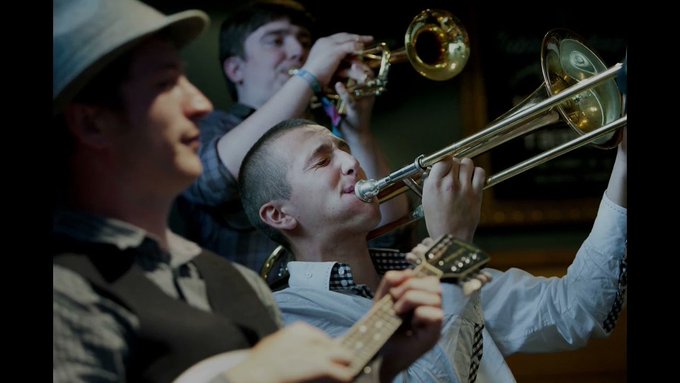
[542,30,622,149]
[355,29,625,210]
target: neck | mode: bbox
[291,230,381,291]
[67,158,175,248]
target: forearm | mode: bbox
[605,143,626,208]
[217,76,313,178]
[483,194,627,354]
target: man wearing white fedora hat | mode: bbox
[52,0,444,382]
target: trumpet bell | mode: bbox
[405,9,470,81]
[541,30,623,149]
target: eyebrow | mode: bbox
[259,28,291,41]
[259,27,311,42]
[336,139,350,152]
[303,137,351,170]
[141,60,184,78]
[304,141,333,170]
[156,60,184,71]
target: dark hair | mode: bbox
[239,118,316,248]
[218,0,316,101]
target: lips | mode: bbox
[182,134,201,152]
[343,184,355,194]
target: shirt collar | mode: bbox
[368,248,411,274]
[53,209,201,267]
[286,249,412,293]
[288,261,374,298]
[287,261,337,291]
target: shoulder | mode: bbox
[232,263,268,291]
[232,263,284,327]
[53,264,139,330]
[53,264,100,304]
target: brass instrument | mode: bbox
[345,9,469,98]
[261,28,627,284]
[356,29,626,238]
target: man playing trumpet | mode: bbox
[177,0,411,273]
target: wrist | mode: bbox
[292,68,323,94]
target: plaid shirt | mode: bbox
[179,105,280,273]
[329,249,414,299]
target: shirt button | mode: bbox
[305,272,312,278]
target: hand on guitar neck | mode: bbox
[176,235,488,383]
[337,234,490,380]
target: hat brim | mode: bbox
[54,9,209,114]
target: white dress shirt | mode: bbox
[275,193,627,382]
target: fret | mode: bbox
[336,234,489,377]
[339,294,401,374]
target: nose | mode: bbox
[338,150,359,177]
[180,76,213,119]
[286,36,305,62]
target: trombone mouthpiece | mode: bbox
[355,179,379,202]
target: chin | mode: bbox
[177,158,203,180]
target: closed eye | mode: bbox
[314,157,330,168]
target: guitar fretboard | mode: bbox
[337,257,444,376]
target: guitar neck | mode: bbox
[337,261,443,376]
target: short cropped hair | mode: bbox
[239,118,316,248]
[218,0,316,101]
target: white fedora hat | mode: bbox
[53,0,209,114]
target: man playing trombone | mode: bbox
[239,117,627,382]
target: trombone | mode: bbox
[261,27,627,283]
[358,29,626,238]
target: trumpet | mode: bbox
[346,9,469,97]
[358,29,626,238]
[294,9,469,114]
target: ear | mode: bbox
[223,56,245,84]
[259,200,297,231]
[63,103,111,149]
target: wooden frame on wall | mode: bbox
[459,6,626,228]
